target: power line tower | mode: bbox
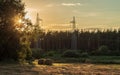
[35,13,42,27]
[35,13,42,48]
[70,16,77,50]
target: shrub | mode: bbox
[98,45,109,52]
[44,51,56,57]
[92,45,111,56]
[62,50,79,58]
[80,52,89,58]
[32,48,44,59]
[97,45,110,55]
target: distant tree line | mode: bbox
[31,29,120,52]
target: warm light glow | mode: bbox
[18,19,22,23]
[14,18,24,31]
[22,0,120,30]
[25,14,31,19]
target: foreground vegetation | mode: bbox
[31,47,120,64]
[0,61,120,75]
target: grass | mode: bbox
[90,56,120,60]
[1,55,120,75]
[47,55,120,64]
[0,61,120,75]
[89,56,120,64]
[41,50,120,64]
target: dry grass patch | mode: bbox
[0,61,120,75]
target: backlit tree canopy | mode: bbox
[0,0,32,62]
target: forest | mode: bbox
[31,29,120,55]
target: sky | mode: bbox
[23,0,120,30]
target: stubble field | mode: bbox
[0,62,120,75]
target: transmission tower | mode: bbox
[70,16,77,50]
[35,13,42,48]
[70,16,76,30]
[36,13,42,27]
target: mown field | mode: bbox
[1,60,120,75]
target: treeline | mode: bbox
[31,29,120,52]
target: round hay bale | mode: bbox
[38,59,45,65]
[45,59,53,65]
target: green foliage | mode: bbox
[45,51,54,57]
[0,0,32,62]
[44,51,58,57]
[89,56,120,64]
[97,45,110,55]
[61,50,89,58]
[80,52,89,58]
[98,45,109,52]
[91,45,111,56]
[62,50,80,58]
[32,48,44,59]
[52,57,86,63]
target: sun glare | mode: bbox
[18,19,22,23]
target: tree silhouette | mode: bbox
[0,0,32,62]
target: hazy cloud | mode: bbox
[87,12,98,17]
[26,8,39,12]
[61,3,82,6]
[45,3,82,8]
[46,4,54,7]
[82,12,100,17]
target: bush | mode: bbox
[44,51,56,57]
[32,48,44,59]
[98,45,109,52]
[92,45,110,56]
[98,45,110,55]
[80,52,89,58]
[62,50,79,58]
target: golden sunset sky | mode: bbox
[23,0,120,30]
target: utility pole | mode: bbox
[70,16,77,50]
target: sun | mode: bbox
[18,19,22,23]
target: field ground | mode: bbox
[0,61,120,75]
